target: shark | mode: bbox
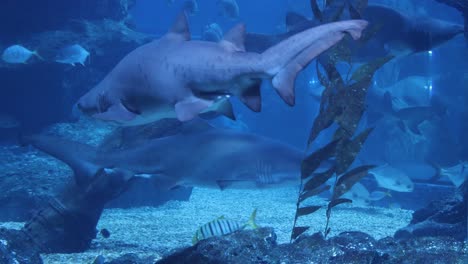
[245,4,465,58]
[76,12,367,125]
[24,120,308,191]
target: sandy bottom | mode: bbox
[1,187,413,264]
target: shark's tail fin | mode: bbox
[261,20,368,106]
[23,134,99,186]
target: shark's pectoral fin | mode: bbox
[175,97,213,122]
[240,82,262,112]
[220,23,246,52]
[93,103,137,122]
[200,98,236,120]
[214,98,236,120]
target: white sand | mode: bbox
[2,187,413,264]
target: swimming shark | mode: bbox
[245,5,464,58]
[76,12,367,125]
[24,120,306,190]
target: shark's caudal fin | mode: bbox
[261,20,368,106]
[23,134,99,186]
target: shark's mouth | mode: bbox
[193,89,232,100]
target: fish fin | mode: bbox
[93,103,137,122]
[199,98,236,120]
[175,97,213,121]
[220,23,246,52]
[168,11,191,41]
[214,98,236,120]
[32,51,44,61]
[246,208,258,229]
[240,82,262,112]
[271,62,301,106]
[271,34,347,106]
[285,12,309,32]
[23,134,98,187]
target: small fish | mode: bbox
[218,0,239,19]
[183,0,199,16]
[202,23,224,42]
[370,164,414,192]
[0,114,20,128]
[2,45,42,64]
[368,190,392,201]
[55,44,90,66]
[193,209,258,244]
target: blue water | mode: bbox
[0,0,467,260]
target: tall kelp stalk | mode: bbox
[290,0,394,241]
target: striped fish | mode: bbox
[192,209,258,244]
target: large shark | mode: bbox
[25,120,307,190]
[76,12,367,125]
[246,5,465,58]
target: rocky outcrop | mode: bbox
[155,228,466,264]
[395,180,467,241]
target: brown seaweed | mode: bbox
[332,165,376,200]
[290,0,391,242]
[335,127,374,174]
[301,140,340,178]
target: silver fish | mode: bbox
[2,45,42,64]
[370,164,414,192]
[55,44,90,66]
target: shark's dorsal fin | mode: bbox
[220,23,246,52]
[285,12,309,32]
[169,11,191,41]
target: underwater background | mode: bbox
[0,0,467,263]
